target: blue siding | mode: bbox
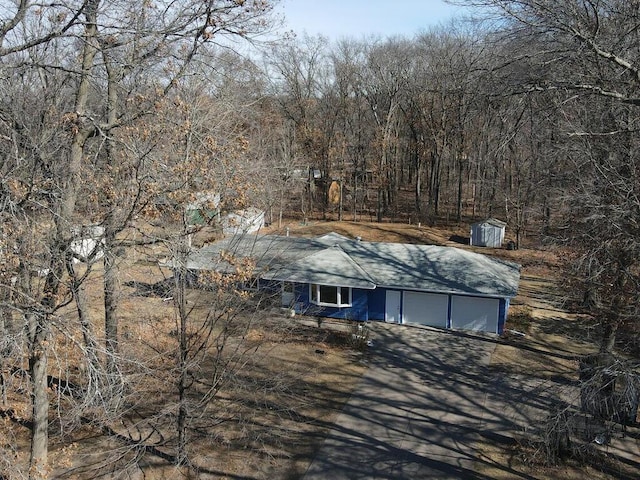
[271,280,511,335]
[292,283,309,314]
[292,284,369,321]
[367,288,387,321]
[351,289,369,321]
[498,298,509,335]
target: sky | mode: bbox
[277,0,471,40]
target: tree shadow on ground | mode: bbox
[124,278,174,297]
[449,234,469,245]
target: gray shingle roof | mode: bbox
[183,233,520,298]
[185,235,327,272]
[263,245,376,289]
[473,218,507,228]
[341,241,519,297]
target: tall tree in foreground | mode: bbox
[463,0,640,465]
[473,0,640,353]
[0,1,278,477]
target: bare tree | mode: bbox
[264,35,338,217]
[469,0,640,352]
[450,0,640,466]
[0,1,279,477]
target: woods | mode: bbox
[0,0,639,478]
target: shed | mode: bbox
[222,207,265,236]
[185,191,221,226]
[470,218,507,248]
[70,224,105,264]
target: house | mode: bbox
[181,232,520,335]
[470,218,507,248]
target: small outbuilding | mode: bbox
[185,191,221,226]
[70,224,105,264]
[470,218,507,248]
[222,207,265,236]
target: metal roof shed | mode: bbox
[470,218,507,248]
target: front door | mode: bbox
[281,282,295,307]
[385,290,401,323]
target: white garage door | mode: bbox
[450,295,499,333]
[403,292,448,327]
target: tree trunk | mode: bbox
[0,308,6,407]
[338,178,343,221]
[174,245,189,466]
[456,159,463,223]
[66,260,102,384]
[429,151,441,219]
[599,320,619,354]
[353,173,358,222]
[103,232,119,376]
[28,2,100,473]
[415,158,422,214]
[28,312,49,479]
[102,48,123,380]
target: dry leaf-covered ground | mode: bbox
[2,219,638,479]
[271,220,639,479]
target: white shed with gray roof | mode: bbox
[470,218,507,248]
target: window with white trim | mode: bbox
[310,284,352,307]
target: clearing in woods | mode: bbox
[2,220,637,479]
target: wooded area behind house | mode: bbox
[0,1,639,478]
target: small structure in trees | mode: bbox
[222,207,265,236]
[470,218,507,248]
[185,191,221,226]
[70,224,105,264]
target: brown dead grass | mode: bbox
[0,232,366,480]
[3,220,638,479]
[270,220,640,480]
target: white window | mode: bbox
[310,284,352,307]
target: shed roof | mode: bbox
[183,232,520,298]
[472,218,507,228]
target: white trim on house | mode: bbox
[376,285,502,300]
[385,290,401,323]
[309,284,352,308]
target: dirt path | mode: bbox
[479,272,640,479]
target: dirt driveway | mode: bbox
[303,322,544,480]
